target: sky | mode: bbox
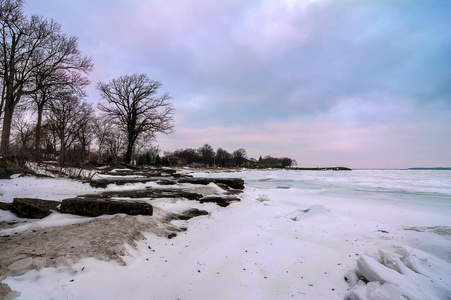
[24,0,451,169]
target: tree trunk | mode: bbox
[35,104,45,159]
[59,133,66,166]
[1,96,16,156]
[125,138,133,164]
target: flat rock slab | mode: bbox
[84,188,203,200]
[88,178,161,188]
[60,198,153,217]
[177,177,245,190]
[12,198,60,219]
[199,195,241,207]
[174,208,209,220]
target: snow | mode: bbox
[0,176,99,204]
[1,169,451,299]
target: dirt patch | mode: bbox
[0,207,182,282]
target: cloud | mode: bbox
[24,0,451,167]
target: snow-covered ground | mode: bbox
[1,169,450,299]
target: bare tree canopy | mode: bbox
[46,92,93,165]
[0,0,93,155]
[97,73,175,163]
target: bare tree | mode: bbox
[11,107,34,152]
[104,125,125,165]
[30,73,90,158]
[215,147,232,167]
[0,0,93,155]
[46,92,91,165]
[199,143,214,166]
[97,73,175,164]
[145,144,161,165]
[92,115,112,164]
[173,148,200,166]
[74,102,94,163]
[233,148,247,167]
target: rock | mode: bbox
[83,188,203,200]
[199,195,241,207]
[98,166,178,177]
[87,178,161,188]
[0,202,13,211]
[214,178,245,189]
[156,179,178,185]
[177,177,245,190]
[60,198,153,217]
[12,198,60,219]
[175,208,209,220]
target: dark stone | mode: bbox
[213,178,245,189]
[156,179,178,185]
[82,188,203,200]
[87,178,161,188]
[0,202,13,211]
[199,196,241,207]
[176,177,211,185]
[60,198,153,217]
[175,208,209,220]
[12,198,60,219]
[177,177,245,190]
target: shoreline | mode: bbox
[173,166,352,174]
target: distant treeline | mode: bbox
[408,167,451,170]
[290,167,351,171]
[144,144,297,169]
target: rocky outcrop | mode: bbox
[177,177,245,190]
[60,198,153,217]
[0,168,245,219]
[2,197,154,218]
[88,178,161,188]
[87,175,246,189]
[2,187,238,219]
[87,175,186,188]
[83,188,203,200]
